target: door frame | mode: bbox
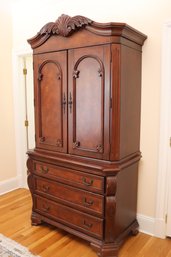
[12,48,32,188]
[155,21,171,238]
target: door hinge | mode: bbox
[25,120,29,127]
[23,68,27,75]
[165,214,168,223]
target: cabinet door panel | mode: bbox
[34,51,67,152]
[68,45,110,159]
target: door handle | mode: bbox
[62,93,67,113]
[68,92,73,113]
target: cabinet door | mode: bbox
[34,51,67,153]
[68,45,110,159]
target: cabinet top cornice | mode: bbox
[28,14,147,49]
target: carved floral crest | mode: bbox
[28,14,147,49]
[39,14,92,37]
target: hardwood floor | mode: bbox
[0,188,171,257]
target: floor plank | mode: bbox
[0,189,171,257]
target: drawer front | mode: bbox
[33,161,104,193]
[34,176,104,216]
[34,195,103,239]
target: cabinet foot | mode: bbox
[130,219,139,236]
[90,220,139,257]
[31,212,43,226]
[91,242,119,257]
[131,228,139,236]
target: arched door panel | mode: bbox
[68,45,110,159]
[34,51,67,153]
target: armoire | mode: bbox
[27,14,147,257]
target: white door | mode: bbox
[166,164,171,236]
[156,22,171,238]
[164,26,171,237]
[19,54,34,187]
[166,137,171,236]
[23,55,35,150]
[13,53,35,188]
[156,21,171,238]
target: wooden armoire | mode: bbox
[27,14,147,257]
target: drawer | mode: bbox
[33,161,104,193]
[34,176,104,216]
[34,195,103,239]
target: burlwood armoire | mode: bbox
[27,14,147,257]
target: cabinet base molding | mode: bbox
[31,211,43,226]
[91,220,139,257]
[90,243,118,257]
[31,210,138,257]
[30,211,103,245]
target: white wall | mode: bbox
[0,1,17,188]
[8,0,171,228]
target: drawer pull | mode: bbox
[82,177,93,186]
[42,205,50,212]
[40,166,49,174]
[83,220,93,229]
[82,197,94,206]
[42,185,50,192]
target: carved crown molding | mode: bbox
[40,14,92,37]
[28,14,147,49]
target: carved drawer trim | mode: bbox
[33,161,104,194]
[34,195,103,239]
[34,176,104,217]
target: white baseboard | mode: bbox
[137,213,155,236]
[0,176,22,195]
[154,218,166,239]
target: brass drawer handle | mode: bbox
[82,220,93,229]
[42,185,50,192]
[40,166,49,174]
[82,177,93,186]
[42,205,50,212]
[82,197,94,206]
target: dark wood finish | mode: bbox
[34,175,104,216]
[90,220,139,257]
[27,14,147,257]
[68,45,110,159]
[34,51,67,153]
[110,44,142,160]
[28,14,146,52]
[114,163,139,239]
[39,14,92,37]
[34,195,103,239]
[33,160,104,193]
